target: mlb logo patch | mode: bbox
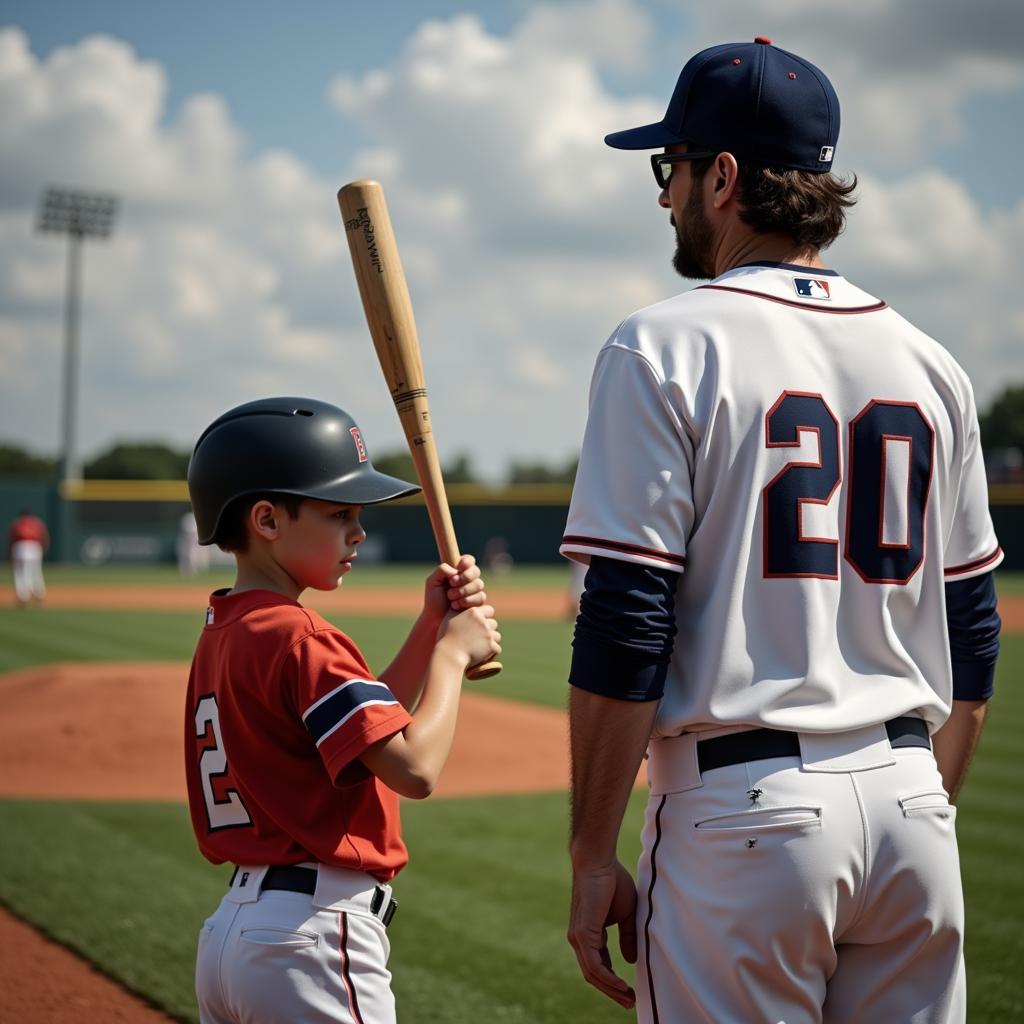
[794,278,831,300]
[350,426,368,463]
[205,606,215,625]
[819,146,834,162]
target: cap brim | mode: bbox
[308,471,421,507]
[604,121,686,150]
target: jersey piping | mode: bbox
[944,546,1004,578]
[562,534,687,567]
[697,283,888,315]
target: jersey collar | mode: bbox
[734,260,840,276]
[204,587,302,628]
[699,262,886,314]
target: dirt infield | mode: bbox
[3,584,1022,630]
[0,583,573,620]
[0,661,576,801]
[0,906,175,1023]
[1,590,1020,1022]
[0,658,582,1023]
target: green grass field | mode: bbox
[0,608,573,708]
[0,562,574,591]
[0,569,1021,1021]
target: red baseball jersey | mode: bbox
[184,589,413,881]
[8,514,48,546]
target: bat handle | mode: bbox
[466,658,503,681]
[415,452,503,680]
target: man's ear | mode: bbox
[249,500,279,541]
[711,152,740,209]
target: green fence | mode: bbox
[3,479,1023,570]
[0,480,576,565]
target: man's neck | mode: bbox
[712,231,823,278]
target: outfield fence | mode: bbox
[3,479,1023,569]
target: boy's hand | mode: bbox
[423,554,488,623]
[437,602,502,669]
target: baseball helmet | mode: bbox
[188,397,420,545]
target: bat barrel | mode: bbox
[339,180,502,680]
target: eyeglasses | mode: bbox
[650,151,717,189]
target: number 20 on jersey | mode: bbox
[762,391,934,585]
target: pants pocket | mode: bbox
[898,790,955,821]
[240,927,319,949]
[693,805,822,833]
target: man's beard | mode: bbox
[672,177,715,280]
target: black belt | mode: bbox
[230,866,398,927]
[696,716,930,775]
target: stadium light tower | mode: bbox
[37,186,118,484]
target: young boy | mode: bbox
[184,397,501,1024]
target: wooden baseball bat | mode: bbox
[338,179,502,680]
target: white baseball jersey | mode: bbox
[562,261,1002,737]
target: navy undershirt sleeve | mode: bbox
[946,570,1001,701]
[569,556,679,702]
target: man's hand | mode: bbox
[568,858,638,1009]
[567,688,657,1010]
[932,698,988,804]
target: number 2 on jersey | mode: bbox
[195,694,252,830]
[763,391,934,584]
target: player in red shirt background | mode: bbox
[7,509,49,606]
[184,397,501,1024]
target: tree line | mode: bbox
[3,383,1023,484]
[0,440,579,486]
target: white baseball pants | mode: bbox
[196,864,396,1024]
[11,540,45,603]
[638,726,964,1023]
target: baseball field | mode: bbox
[0,564,1021,1023]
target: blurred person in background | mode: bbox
[8,509,49,606]
[177,510,209,576]
[483,535,514,575]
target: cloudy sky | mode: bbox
[1,0,1022,480]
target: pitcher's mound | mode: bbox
[0,661,572,801]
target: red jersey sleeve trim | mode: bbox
[944,546,1004,579]
[561,534,687,568]
[321,705,412,783]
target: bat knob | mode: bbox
[466,659,503,681]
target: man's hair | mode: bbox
[691,155,857,250]
[215,493,304,553]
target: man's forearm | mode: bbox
[569,687,658,867]
[932,699,988,804]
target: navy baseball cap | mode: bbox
[606,37,840,172]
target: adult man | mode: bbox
[562,38,1001,1023]
[8,508,49,606]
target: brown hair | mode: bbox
[215,493,304,553]
[691,156,857,250]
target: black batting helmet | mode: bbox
[188,397,420,545]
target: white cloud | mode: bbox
[688,1,1024,167]
[835,172,1024,400]
[514,348,564,390]
[515,0,651,74]
[843,172,997,278]
[0,24,381,465]
[0,3,1021,483]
